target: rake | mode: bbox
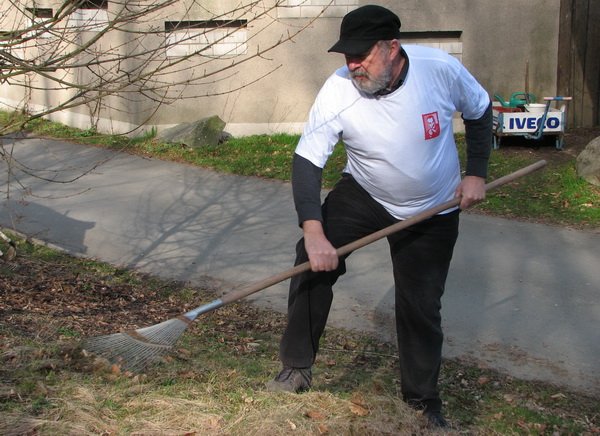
[83,160,547,372]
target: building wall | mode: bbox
[0,0,563,136]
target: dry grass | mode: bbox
[1,363,423,435]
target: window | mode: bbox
[26,8,53,19]
[277,0,359,19]
[67,0,109,30]
[165,20,248,58]
[400,31,463,62]
[75,0,108,9]
[25,8,53,38]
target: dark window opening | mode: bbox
[26,8,54,19]
[399,31,462,40]
[164,20,247,32]
[73,0,108,10]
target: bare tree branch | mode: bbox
[1,1,323,130]
[0,0,331,218]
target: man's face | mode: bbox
[345,42,394,95]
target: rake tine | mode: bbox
[82,161,548,372]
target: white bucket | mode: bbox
[524,103,547,113]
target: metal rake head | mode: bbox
[83,316,191,372]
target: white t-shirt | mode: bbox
[295,44,490,220]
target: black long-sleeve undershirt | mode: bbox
[463,101,493,178]
[292,153,324,226]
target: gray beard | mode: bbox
[350,64,394,95]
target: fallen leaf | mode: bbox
[305,410,326,421]
[517,419,530,430]
[350,393,367,407]
[477,376,490,385]
[349,403,369,416]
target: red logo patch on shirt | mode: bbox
[422,112,440,140]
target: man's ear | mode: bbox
[389,39,401,60]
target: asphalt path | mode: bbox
[1,134,599,396]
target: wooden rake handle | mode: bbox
[220,160,547,305]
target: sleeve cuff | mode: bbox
[465,157,489,178]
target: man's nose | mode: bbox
[345,56,363,70]
[347,61,360,71]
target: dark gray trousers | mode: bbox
[279,174,459,412]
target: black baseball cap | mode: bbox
[328,5,401,56]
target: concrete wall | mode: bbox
[461,0,560,104]
[0,0,561,136]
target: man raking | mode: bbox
[266,4,493,429]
